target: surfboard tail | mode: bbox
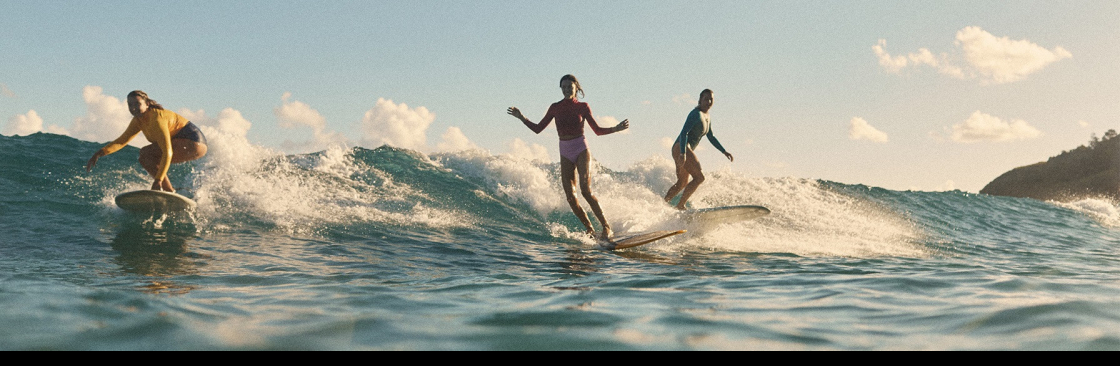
[601,230,686,250]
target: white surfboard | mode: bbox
[599,229,686,250]
[115,190,197,212]
[685,205,770,224]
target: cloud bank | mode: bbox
[875,26,1071,84]
[3,110,67,136]
[8,86,493,160]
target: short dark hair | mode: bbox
[699,89,713,102]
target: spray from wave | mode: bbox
[1055,198,1120,228]
[63,126,931,258]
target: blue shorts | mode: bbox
[172,122,207,145]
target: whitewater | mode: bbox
[2,131,1120,350]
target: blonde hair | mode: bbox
[127,90,165,110]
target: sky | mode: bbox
[2,0,1118,193]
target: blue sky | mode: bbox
[3,1,1118,192]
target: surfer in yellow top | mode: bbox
[664,89,733,210]
[85,90,208,193]
[507,74,629,240]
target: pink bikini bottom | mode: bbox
[558,136,588,163]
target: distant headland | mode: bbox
[980,130,1120,202]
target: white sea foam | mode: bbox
[444,152,929,258]
[434,149,566,217]
[589,159,929,257]
[187,128,471,234]
[177,131,927,257]
[1055,198,1120,227]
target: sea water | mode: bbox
[2,131,1120,350]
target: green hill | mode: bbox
[980,130,1120,202]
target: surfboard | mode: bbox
[685,205,770,224]
[599,229,686,250]
[115,190,197,212]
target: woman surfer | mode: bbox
[85,90,208,193]
[664,89,734,210]
[507,74,629,240]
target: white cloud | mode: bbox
[1,83,15,98]
[69,86,135,144]
[275,92,326,130]
[950,111,1041,143]
[178,108,252,139]
[874,27,1070,84]
[1078,120,1090,128]
[672,93,693,105]
[506,137,551,163]
[360,98,434,151]
[4,110,67,136]
[4,110,43,136]
[849,117,889,143]
[873,39,912,73]
[435,126,479,152]
[874,39,963,77]
[274,92,348,153]
[956,26,1072,84]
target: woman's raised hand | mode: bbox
[507,107,524,120]
[614,119,630,133]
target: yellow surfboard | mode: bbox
[599,230,686,250]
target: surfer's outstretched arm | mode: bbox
[507,107,551,134]
[85,119,142,171]
[580,103,629,136]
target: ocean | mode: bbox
[2,131,1120,350]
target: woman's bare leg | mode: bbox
[576,150,611,239]
[674,149,705,210]
[561,156,595,237]
[139,139,208,192]
[664,143,690,204]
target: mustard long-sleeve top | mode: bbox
[97,108,190,182]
